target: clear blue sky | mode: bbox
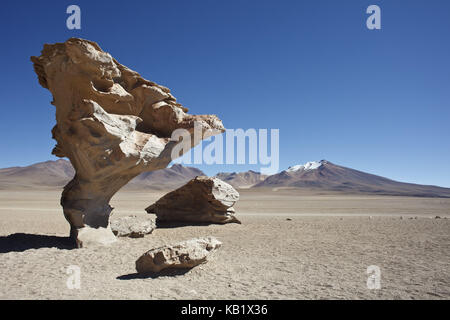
[0,0,449,187]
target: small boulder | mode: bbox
[146,176,240,225]
[76,226,117,248]
[136,237,222,273]
[110,215,155,238]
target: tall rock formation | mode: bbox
[31,38,224,247]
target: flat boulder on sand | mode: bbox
[110,216,155,238]
[135,237,222,273]
[146,176,240,225]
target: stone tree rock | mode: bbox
[31,38,224,247]
[146,176,240,225]
[135,237,222,273]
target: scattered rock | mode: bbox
[286,218,292,221]
[31,38,224,247]
[435,216,441,219]
[146,176,240,225]
[76,226,117,248]
[110,216,155,238]
[135,237,222,273]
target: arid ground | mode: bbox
[0,189,449,299]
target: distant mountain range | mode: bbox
[127,164,204,190]
[215,170,267,189]
[0,159,204,191]
[0,159,74,189]
[253,160,450,197]
[0,159,449,197]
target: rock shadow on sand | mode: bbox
[0,233,75,253]
[117,268,192,280]
[155,221,218,229]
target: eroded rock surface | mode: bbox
[110,215,155,238]
[146,176,240,225]
[135,237,222,273]
[31,38,224,247]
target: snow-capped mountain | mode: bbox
[254,160,450,197]
[286,160,326,173]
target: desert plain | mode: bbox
[0,188,449,299]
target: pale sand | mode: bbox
[0,189,449,299]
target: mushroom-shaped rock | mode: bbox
[135,237,222,273]
[146,176,240,225]
[110,216,155,238]
[31,38,224,247]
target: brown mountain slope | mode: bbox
[125,164,205,190]
[215,170,267,188]
[0,160,204,190]
[0,159,74,189]
[254,160,450,197]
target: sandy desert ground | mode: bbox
[0,189,449,299]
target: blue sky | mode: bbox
[0,0,449,187]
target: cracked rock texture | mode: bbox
[146,176,240,225]
[110,216,155,238]
[135,237,222,273]
[31,38,224,247]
